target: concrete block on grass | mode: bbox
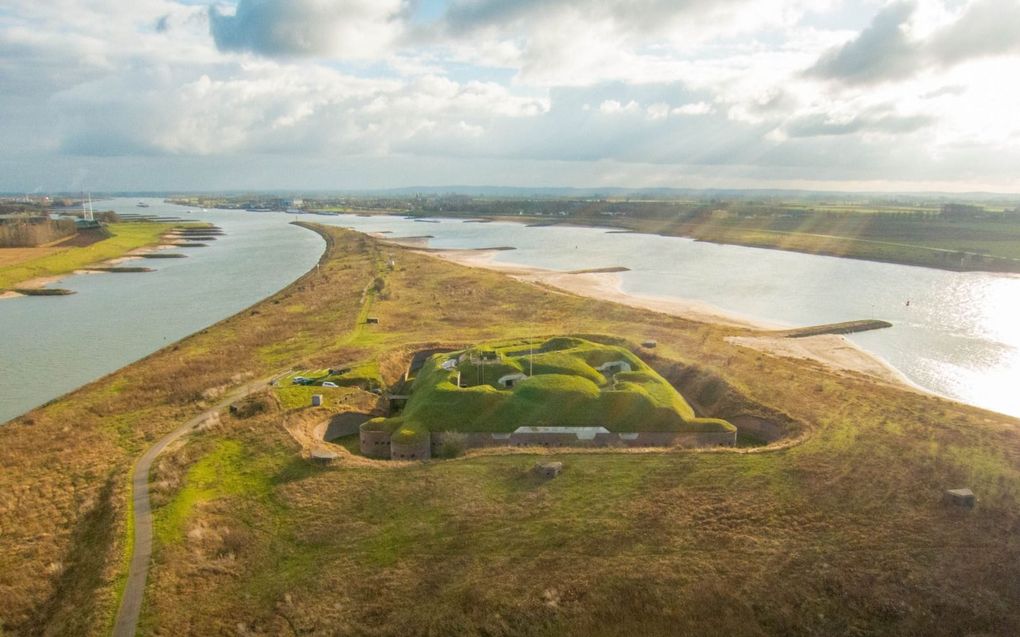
[533,462,563,479]
[943,488,976,508]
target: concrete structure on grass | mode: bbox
[359,427,392,459]
[310,448,338,464]
[943,488,976,508]
[431,427,735,453]
[361,424,737,460]
[391,436,431,461]
[497,372,528,388]
[595,360,632,375]
[533,462,563,478]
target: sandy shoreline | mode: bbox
[0,274,68,298]
[421,248,920,392]
[425,249,782,329]
[726,334,915,389]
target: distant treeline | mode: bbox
[0,218,77,247]
[401,196,1020,223]
[177,192,1020,221]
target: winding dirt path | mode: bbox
[111,377,274,637]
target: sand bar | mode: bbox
[425,249,778,329]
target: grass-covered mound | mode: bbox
[374,337,733,435]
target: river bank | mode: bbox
[6,202,1019,420]
[0,222,192,296]
[0,204,324,425]
[421,247,918,390]
[391,211,1020,275]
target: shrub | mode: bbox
[391,423,429,444]
[229,393,275,419]
[436,431,467,458]
[538,336,585,352]
[0,218,77,247]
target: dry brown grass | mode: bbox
[0,246,63,267]
[139,400,1020,636]
[2,225,1019,636]
[0,225,374,635]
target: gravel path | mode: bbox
[111,378,273,637]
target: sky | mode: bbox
[1,0,1019,193]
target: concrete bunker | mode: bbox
[391,435,431,461]
[497,373,528,388]
[595,360,632,375]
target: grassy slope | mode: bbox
[384,338,730,434]
[0,227,1018,636]
[0,222,175,289]
[275,362,385,410]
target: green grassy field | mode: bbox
[0,222,178,289]
[1,226,1018,636]
[275,362,385,409]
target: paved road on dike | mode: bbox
[112,377,276,637]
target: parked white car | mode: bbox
[321,381,339,388]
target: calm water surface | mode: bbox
[0,198,323,423]
[3,202,1019,422]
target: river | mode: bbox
[2,199,1019,422]
[0,198,324,423]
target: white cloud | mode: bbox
[646,103,670,120]
[672,102,713,116]
[0,0,1018,192]
[50,60,549,158]
[599,100,640,115]
[209,0,409,58]
[808,0,1020,85]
